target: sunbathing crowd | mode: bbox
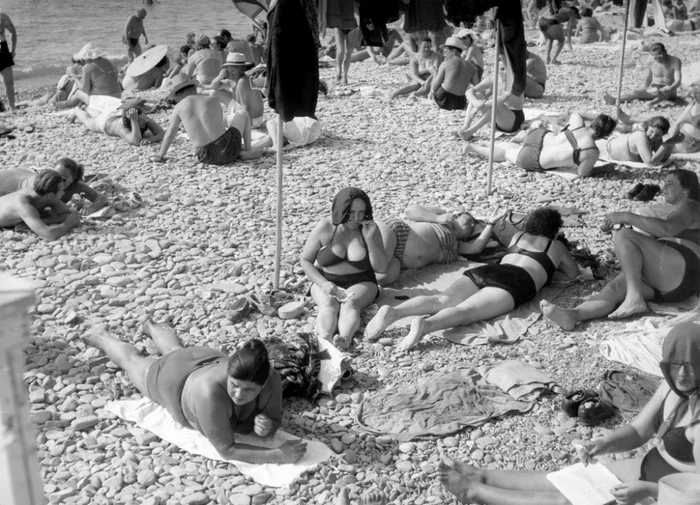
[2,1,700,504]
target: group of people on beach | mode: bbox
[2,1,700,504]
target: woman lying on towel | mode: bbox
[83,322,307,464]
[365,207,580,351]
[542,169,700,328]
[375,205,507,286]
[440,321,700,505]
[301,187,390,350]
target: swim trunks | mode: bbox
[463,264,537,307]
[385,217,411,266]
[654,240,700,302]
[429,223,461,263]
[195,127,242,165]
[538,17,561,39]
[497,109,525,133]
[146,347,228,428]
[433,86,467,111]
[516,128,549,172]
[127,37,140,49]
[0,41,14,72]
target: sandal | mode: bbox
[224,297,252,323]
[561,389,598,418]
[578,397,615,426]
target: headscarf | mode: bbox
[660,322,700,399]
[331,187,373,226]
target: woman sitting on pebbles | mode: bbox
[83,321,307,464]
[376,205,506,285]
[365,207,580,352]
[574,7,608,43]
[71,97,165,147]
[440,321,700,505]
[542,169,700,328]
[301,187,389,350]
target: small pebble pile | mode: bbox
[2,12,699,505]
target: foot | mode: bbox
[462,143,476,157]
[360,490,386,505]
[442,458,484,481]
[540,300,577,331]
[336,487,350,505]
[342,75,349,86]
[617,107,632,125]
[608,297,648,319]
[439,461,474,503]
[552,59,562,65]
[397,317,428,352]
[141,317,157,337]
[458,128,474,142]
[82,323,111,350]
[365,306,397,341]
[603,92,616,105]
[333,333,352,351]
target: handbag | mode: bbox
[491,210,528,247]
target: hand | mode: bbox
[65,213,82,227]
[604,212,628,230]
[277,439,307,464]
[140,138,153,146]
[360,220,379,239]
[322,281,336,296]
[487,208,509,225]
[610,481,654,505]
[150,155,167,163]
[575,436,607,466]
[254,413,273,437]
[218,69,229,80]
[436,213,454,225]
[127,108,139,121]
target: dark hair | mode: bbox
[668,168,700,201]
[581,7,593,16]
[220,29,232,40]
[523,207,563,239]
[227,339,271,385]
[590,114,617,139]
[121,109,149,135]
[648,115,671,135]
[55,158,84,188]
[570,6,581,18]
[331,187,373,225]
[212,36,227,50]
[33,169,64,197]
[420,37,432,44]
[462,33,474,45]
[246,33,256,43]
[649,42,666,55]
[173,84,197,102]
[179,44,191,54]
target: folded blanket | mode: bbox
[356,368,534,440]
[379,260,566,345]
[106,398,336,487]
[477,360,558,400]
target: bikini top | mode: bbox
[506,233,556,284]
[316,226,371,270]
[653,391,700,463]
[563,125,597,166]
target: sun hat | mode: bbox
[222,52,254,70]
[169,74,199,96]
[658,473,700,505]
[73,43,106,61]
[442,36,466,52]
[196,34,210,47]
[117,97,146,111]
[126,45,168,77]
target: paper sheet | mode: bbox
[546,463,620,505]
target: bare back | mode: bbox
[0,192,40,228]
[441,59,476,96]
[175,95,228,147]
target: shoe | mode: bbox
[634,184,661,202]
[626,183,644,199]
[561,389,598,417]
[224,297,251,323]
[578,397,615,426]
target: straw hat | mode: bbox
[73,43,106,61]
[169,74,199,96]
[222,52,254,70]
[442,36,466,52]
[126,45,168,77]
[658,473,700,505]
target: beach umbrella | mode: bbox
[231,0,268,20]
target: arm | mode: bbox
[119,109,144,146]
[18,202,81,242]
[409,57,424,84]
[140,117,165,145]
[631,131,655,165]
[404,204,452,224]
[568,112,586,129]
[459,223,494,255]
[643,65,653,89]
[300,220,333,289]
[253,371,283,437]
[361,221,390,273]
[142,25,148,44]
[553,243,581,280]
[605,201,698,238]
[431,63,446,93]
[46,199,75,217]
[4,14,17,56]
[69,182,109,213]
[153,107,183,160]
[666,59,682,93]
[208,69,231,90]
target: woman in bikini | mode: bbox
[365,207,580,352]
[574,7,608,43]
[301,187,389,350]
[596,116,673,166]
[440,321,700,505]
[543,169,700,329]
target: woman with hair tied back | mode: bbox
[82,321,307,464]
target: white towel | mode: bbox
[106,398,336,487]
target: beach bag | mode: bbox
[491,210,527,247]
[658,473,700,505]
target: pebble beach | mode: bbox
[2,11,700,505]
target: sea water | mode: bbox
[1,0,256,89]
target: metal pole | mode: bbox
[274,114,283,290]
[615,0,632,120]
[486,15,501,195]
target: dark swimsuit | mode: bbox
[434,86,467,111]
[463,234,555,307]
[497,109,525,133]
[563,125,597,165]
[0,40,14,72]
[517,128,549,172]
[640,391,700,482]
[317,226,377,289]
[654,240,700,302]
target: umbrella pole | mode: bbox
[274,114,283,290]
[615,0,631,121]
[486,18,501,195]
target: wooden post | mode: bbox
[486,15,502,195]
[273,114,284,290]
[615,0,632,120]
[0,275,43,505]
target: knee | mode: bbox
[434,294,452,309]
[613,227,636,246]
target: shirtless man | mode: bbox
[430,37,478,111]
[0,169,81,241]
[151,74,262,165]
[524,50,547,99]
[463,113,617,177]
[603,43,682,106]
[124,9,148,63]
[0,10,17,111]
[208,53,264,128]
[596,116,678,166]
[390,38,441,100]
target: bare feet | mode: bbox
[442,457,484,481]
[361,490,386,505]
[462,144,476,157]
[82,323,111,350]
[602,92,616,106]
[365,306,397,341]
[458,128,474,142]
[439,461,474,503]
[608,297,648,319]
[396,316,428,352]
[540,300,577,331]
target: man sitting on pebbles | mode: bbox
[152,74,261,165]
[83,321,307,464]
[430,37,478,111]
[71,97,165,147]
[0,169,81,241]
[208,53,264,128]
[463,112,617,177]
[596,115,680,166]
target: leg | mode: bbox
[550,39,564,64]
[459,103,503,141]
[334,29,346,82]
[82,324,156,395]
[72,108,104,132]
[524,77,545,99]
[0,67,15,111]
[229,109,251,150]
[544,38,553,63]
[209,88,234,106]
[398,286,514,351]
[336,281,379,348]
[311,284,340,341]
[143,319,185,355]
[390,82,421,99]
[463,141,520,161]
[414,76,432,97]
